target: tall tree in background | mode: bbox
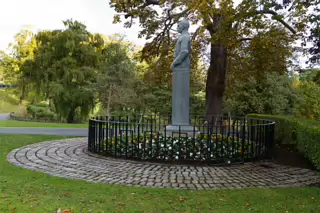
[110,0,313,118]
[224,26,297,115]
[1,29,37,106]
[307,0,320,65]
[28,20,104,122]
[97,36,140,117]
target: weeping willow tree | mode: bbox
[24,20,105,122]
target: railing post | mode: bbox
[241,117,246,162]
[88,119,92,151]
[106,116,109,154]
[267,123,275,159]
[126,116,129,157]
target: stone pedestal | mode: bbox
[166,18,197,136]
[171,69,190,125]
[165,125,199,137]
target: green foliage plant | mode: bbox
[248,114,320,170]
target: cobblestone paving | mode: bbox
[7,138,320,190]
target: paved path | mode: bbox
[7,138,320,190]
[0,113,9,120]
[0,127,88,136]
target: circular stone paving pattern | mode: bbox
[7,138,320,190]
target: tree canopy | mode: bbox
[110,0,315,118]
[307,0,320,64]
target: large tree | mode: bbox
[97,35,140,116]
[110,0,313,118]
[27,20,104,122]
[307,0,320,64]
[1,29,37,106]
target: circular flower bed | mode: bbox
[104,132,266,164]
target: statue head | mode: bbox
[177,18,190,33]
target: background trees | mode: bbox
[110,0,314,118]
[96,35,141,117]
[307,0,320,64]
[1,7,320,123]
[28,20,102,123]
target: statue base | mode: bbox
[164,125,199,137]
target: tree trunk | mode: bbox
[19,97,23,108]
[106,85,112,121]
[205,42,227,123]
[32,96,36,104]
[67,109,75,123]
[48,98,53,110]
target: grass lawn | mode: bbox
[0,89,23,113]
[0,120,88,128]
[1,134,319,213]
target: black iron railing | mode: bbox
[88,115,275,164]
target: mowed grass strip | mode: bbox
[0,134,319,213]
[0,120,88,128]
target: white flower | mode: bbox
[190,153,193,156]
[169,147,172,150]
[228,161,231,164]
[161,144,164,147]
[175,156,179,159]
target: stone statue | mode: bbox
[166,18,194,132]
[170,19,191,73]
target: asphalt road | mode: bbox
[0,127,88,136]
[0,113,9,120]
[0,113,88,136]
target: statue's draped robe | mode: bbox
[172,33,191,126]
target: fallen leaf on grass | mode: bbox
[220,198,227,202]
[56,208,71,213]
[118,202,125,207]
[245,203,251,207]
[179,196,184,202]
[168,200,174,204]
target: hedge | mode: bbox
[26,105,57,120]
[248,114,320,170]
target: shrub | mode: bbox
[26,104,57,120]
[32,103,49,108]
[296,81,320,120]
[248,114,320,169]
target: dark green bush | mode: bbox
[248,114,320,169]
[26,104,57,120]
[32,103,49,108]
